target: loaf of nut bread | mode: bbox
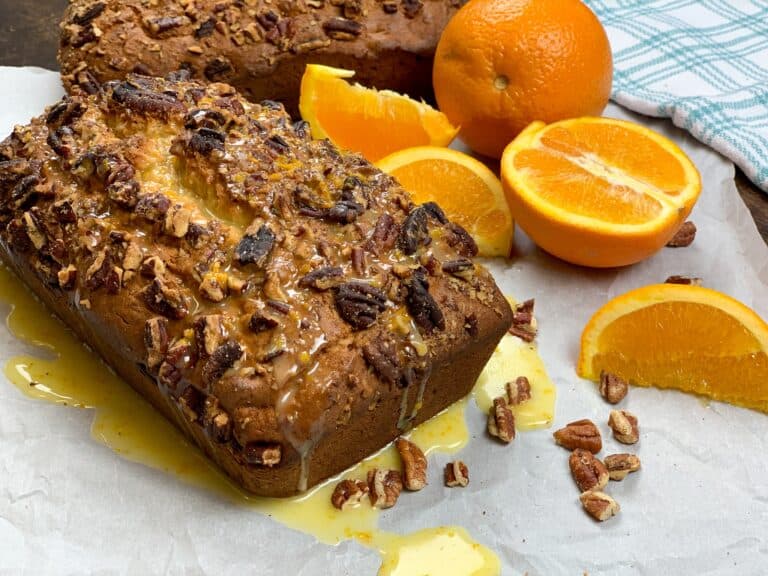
[0,75,511,496]
[58,0,465,115]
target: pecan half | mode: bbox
[608,410,639,445]
[334,281,388,329]
[553,419,602,453]
[444,222,478,258]
[395,438,427,491]
[248,309,280,333]
[298,266,343,290]
[666,221,696,247]
[362,336,403,387]
[442,258,474,279]
[508,299,537,342]
[367,469,403,509]
[506,376,532,405]
[487,397,516,443]
[405,268,444,333]
[604,453,641,481]
[569,448,609,492]
[398,205,429,255]
[599,371,628,404]
[580,491,620,522]
[665,275,702,286]
[444,461,469,487]
[235,225,275,267]
[111,82,186,119]
[369,213,398,254]
[331,479,369,510]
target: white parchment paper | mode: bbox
[1,67,767,576]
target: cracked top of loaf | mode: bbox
[58,0,465,111]
[0,74,509,482]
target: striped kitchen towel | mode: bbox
[583,0,768,192]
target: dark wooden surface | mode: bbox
[1,0,767,245]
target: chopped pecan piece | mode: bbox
[442,258,474,279]
[235,225,275,267]
[243,442,282,467]
[22,210,46,250]
[57,264,78,290]
[608,410,639,445]
[323,17,363,40]
[331,479,369,510]
[508,299,537,342]
[553,419,602,453]
[202,340,243,386]
[140,256,166,278]
[369,213,398,254]
[604,453,641,481]
[204,57,234,81]
[144,16,184,36]
[367,469,403,509]
[334,281,388,329]
[71,2,105,26]
[164,204,192,238]
[506,376,532,405]
[298,266,343,290]
[203,397,232,443]
[144,317,169,370]
[143,277,189,319]
[487,397,516,443]
[405,268,444,333]
[599,371,628,404]
[569,448,609,492]
[193,315,224,358]
[248,310,280,333]
[178,386,204,423]
[666,221,696,247]
[665,275,702,286]
[401,0,424,18]
[444,461,469,487]
[580,491,620,522]
[395,438,427,491]
[444,222,478,257]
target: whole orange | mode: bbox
[433,0,613,158]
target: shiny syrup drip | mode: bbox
[0,264,553,572]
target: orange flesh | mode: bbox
[540,123,688,194]
[390,159,508,235]
[592,302,768,411]
[513,148,663,224]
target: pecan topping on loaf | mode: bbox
[0,74,510,496]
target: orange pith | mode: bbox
[377,147,513,258]
[432,0,613,158]
[299,65,458,162]
[578,284,768,413]
[501,117,701,268]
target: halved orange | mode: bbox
[299,64,458,162]
[501,118,701,268]
[377,146,514,258]
[578,284,768,413]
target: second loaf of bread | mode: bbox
[58,0,465,114]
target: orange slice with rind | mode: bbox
[377,146,514,258]
[578,284,768,413]
[501,118,701,268]
[299,64,458,162]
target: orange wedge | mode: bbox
[501,118,701,268]
[299,64,458,162]
[578,284,768,413]
[377,147,513,258]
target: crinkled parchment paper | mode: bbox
[1,67,767,576]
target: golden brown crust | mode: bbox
[0,75,511,496]
[58,0,465,114]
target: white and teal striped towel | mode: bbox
[583,0,768,192]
